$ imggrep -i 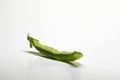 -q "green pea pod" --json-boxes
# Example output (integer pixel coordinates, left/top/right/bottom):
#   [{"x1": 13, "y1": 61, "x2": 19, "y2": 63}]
[{"x1": 27, "y1": 34, "x2": 83, "y2": 62}]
